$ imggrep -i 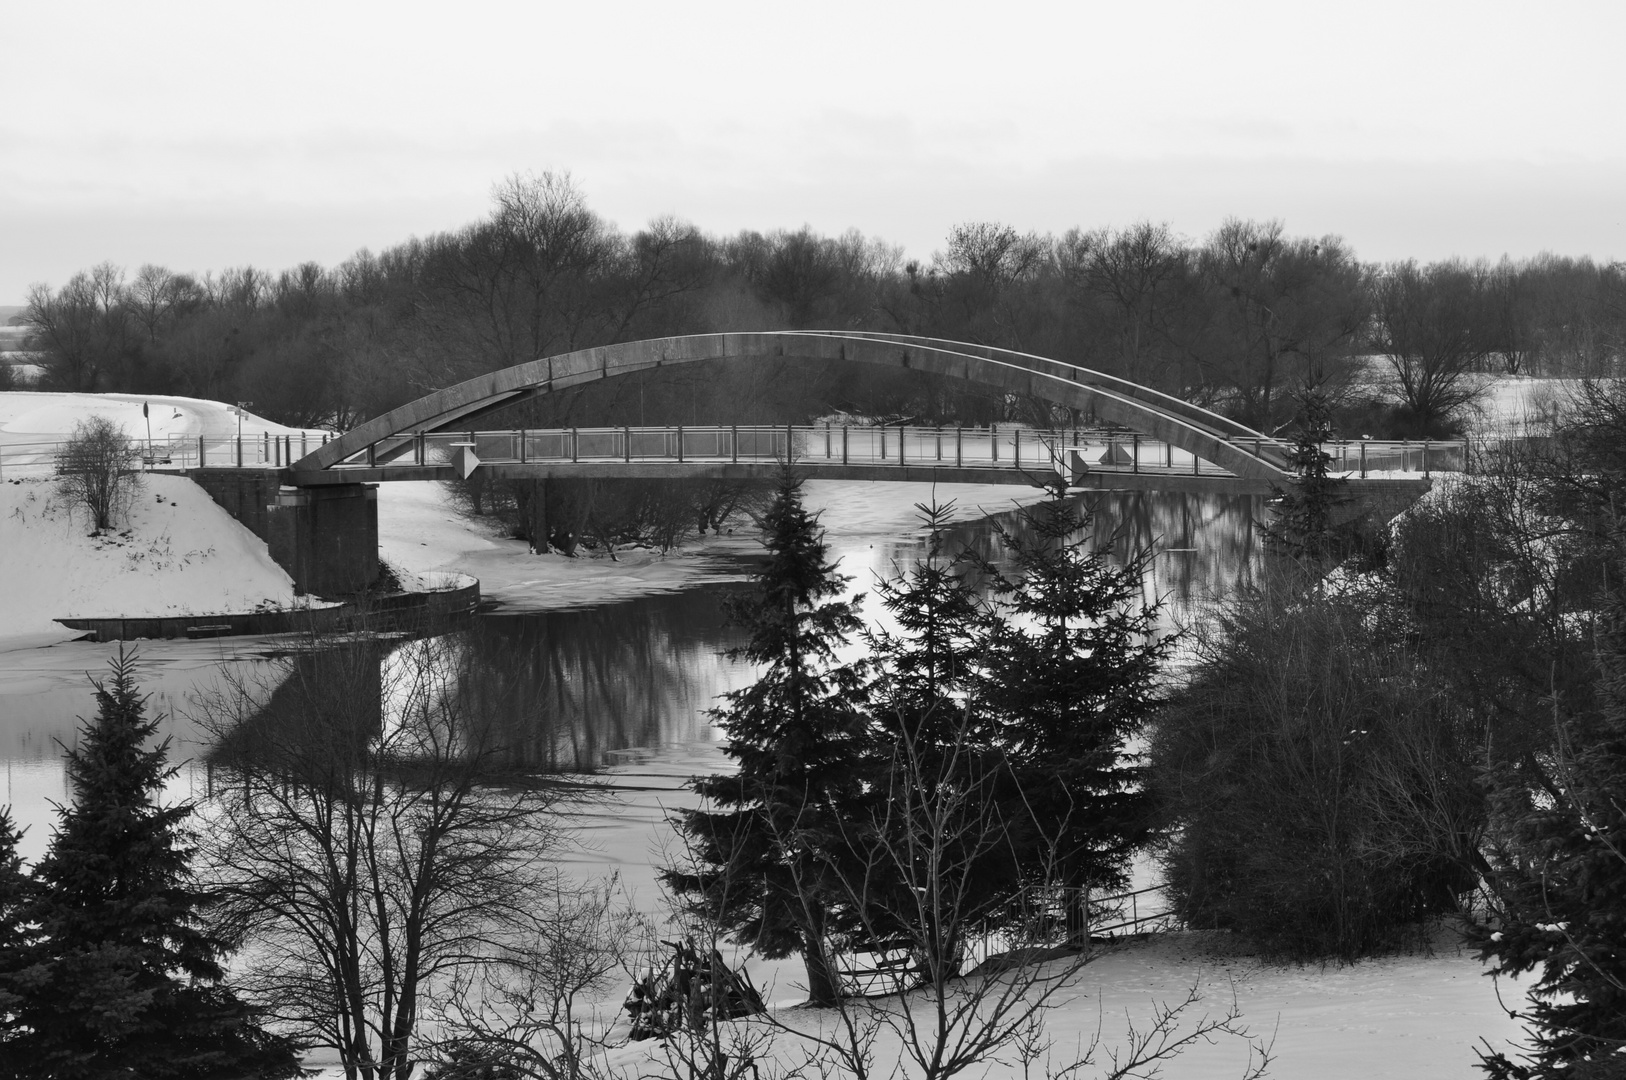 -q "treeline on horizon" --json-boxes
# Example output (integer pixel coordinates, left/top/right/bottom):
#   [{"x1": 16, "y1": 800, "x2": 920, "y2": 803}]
[{"x1": 9, "y1": 172, "x2": 1626, "y2": 438}]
